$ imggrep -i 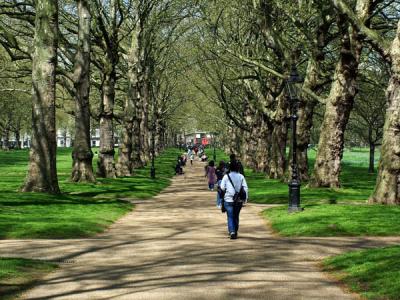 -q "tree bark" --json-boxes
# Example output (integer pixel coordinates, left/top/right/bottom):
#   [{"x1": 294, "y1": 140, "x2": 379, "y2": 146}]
[
  {"x1": 14, "y1": 129, "x2": 21, "y2": 150},
  {"x1": 369, "y1": 21, "x2": 400, "y2": 204},
  {"x1": 71, "y1": 0, "x2": 95, "y2": 182},
  {"x1": 139, "y1": 67, "x2": 150, "y2": 164},
  {"x1": 97, "y1": 72, "x2": 116, "y2": 178},
  {"x1": 116, "y1": 29, "x2": 140, "y2": 176},
  {"x1": 312, "y1": 16, "x2": 362, "y2": 188},
  {"x1": 22, "y1": 0, "x2": 60, "y2": 193},
  {"x1": 255, "y1": 116, "x2": 272, "y2": 173},
  {"x1": 2, "y1": 126, "x2": 10, "y2": 150},
  {"x1": 369, "y1": 141, "x2": 375, "y2": 174},
  {"x1": 269, "y1": 94, "x2": 288, "y2": 179},
  {"x1": 296, "y1": 58, "x2": 321, "y2": 181}
]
